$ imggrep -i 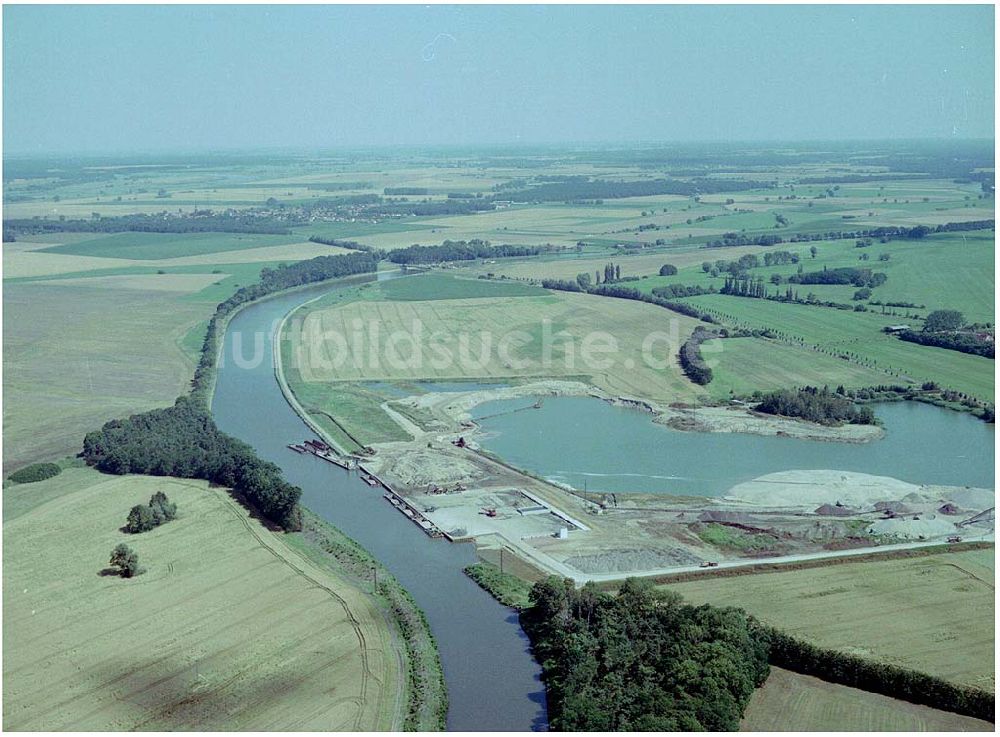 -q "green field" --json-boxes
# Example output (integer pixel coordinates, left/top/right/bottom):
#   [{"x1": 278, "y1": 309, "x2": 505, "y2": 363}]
[
  {"x1": 741, "y1": 667, "x2": 993, "y2": 732},
  {"x1": 665, "y1": 549, "x2": 995, "y2": 691},
  {"x1": 703, "y1": 336, "x2": 897, "y2": 398},
  {"x1": 40, "y1": 231, "x2": 302, "y2": 260}
]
